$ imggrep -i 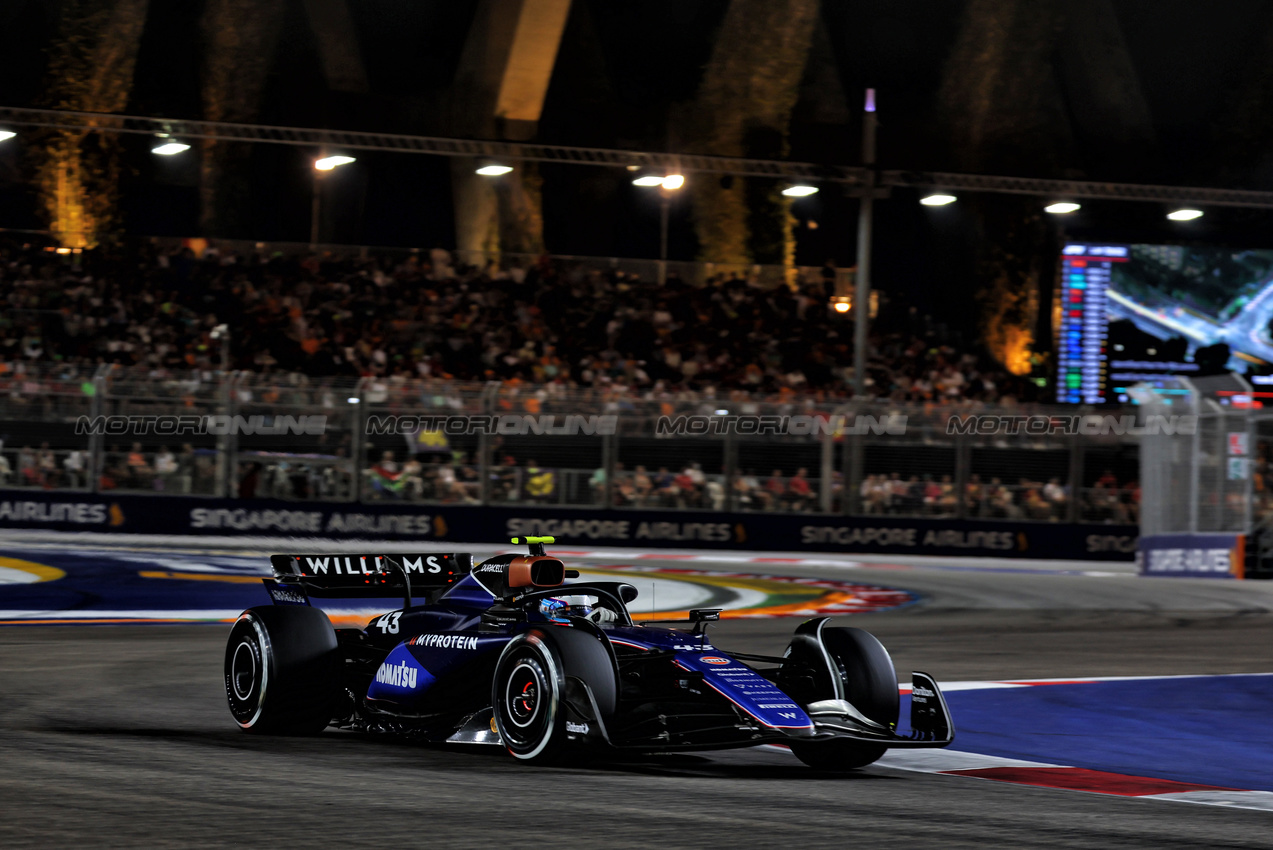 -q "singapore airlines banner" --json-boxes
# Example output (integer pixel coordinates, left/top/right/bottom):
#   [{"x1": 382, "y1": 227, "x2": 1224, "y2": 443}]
[
  {"x1": 0, "y1": 489, "x2": 1136, "y2": 561},
  {"x1": 1137, "y1": 533, "x2": 1245, "y2": 578}
]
